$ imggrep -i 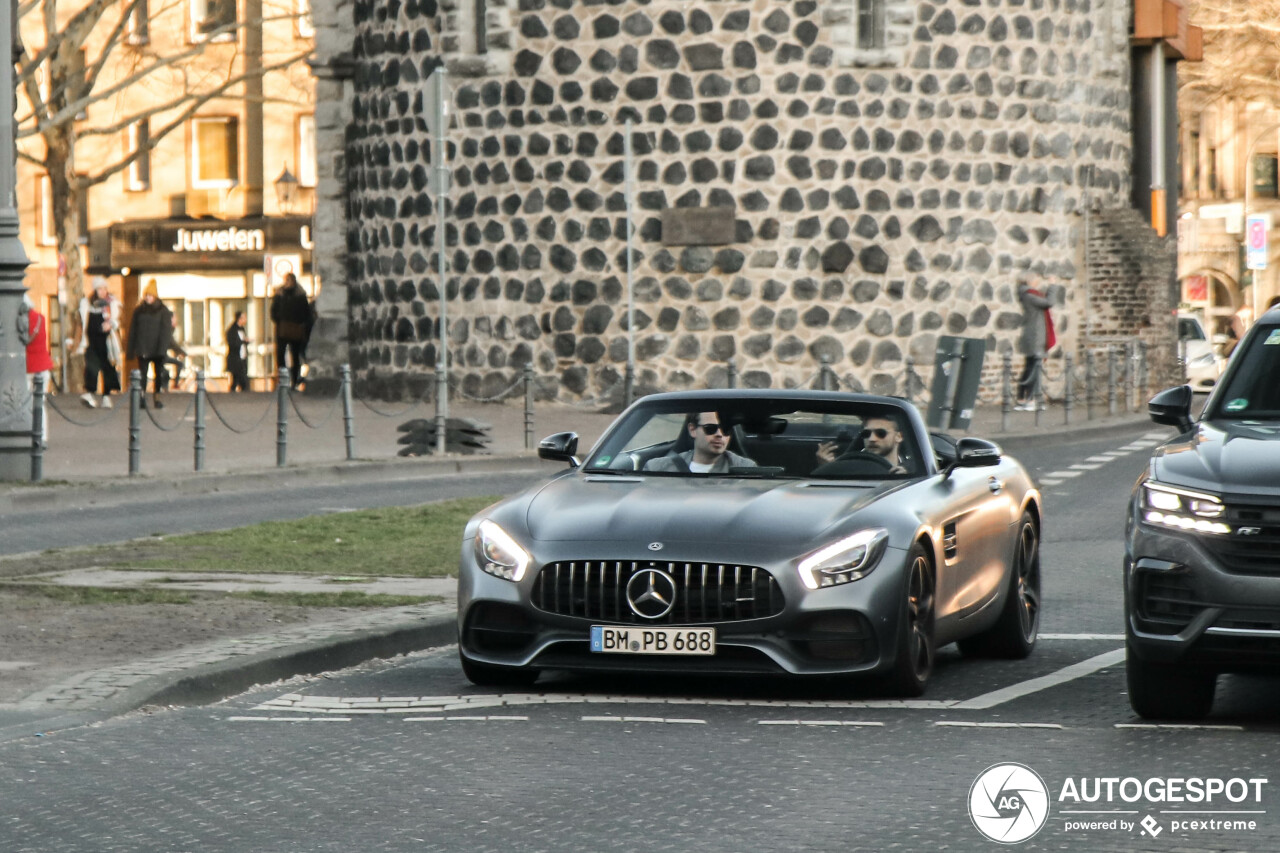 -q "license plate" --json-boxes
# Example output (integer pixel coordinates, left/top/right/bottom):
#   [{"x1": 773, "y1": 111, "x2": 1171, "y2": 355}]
[{"x1": 590, "y1": 625, "x2": 716, "y2": 656}]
